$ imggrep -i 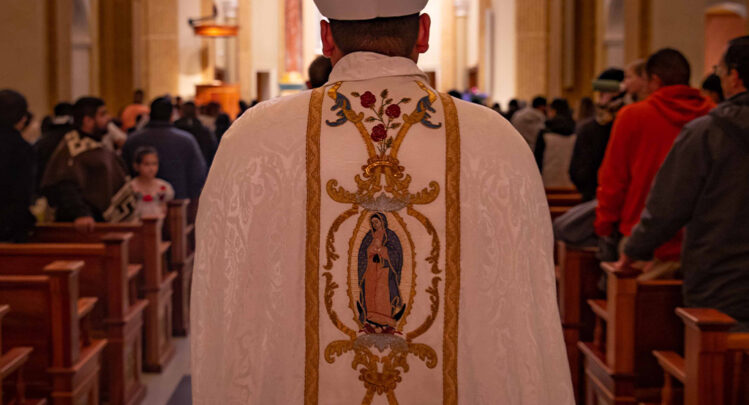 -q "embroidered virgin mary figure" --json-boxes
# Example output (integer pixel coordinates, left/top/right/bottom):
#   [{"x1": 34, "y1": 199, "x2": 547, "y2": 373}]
[{"x1": 357, "y1": 212, "x2": 404, "y2": 333}]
